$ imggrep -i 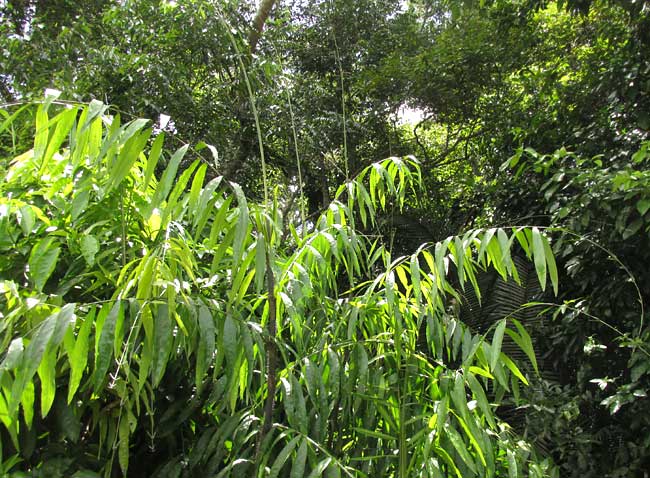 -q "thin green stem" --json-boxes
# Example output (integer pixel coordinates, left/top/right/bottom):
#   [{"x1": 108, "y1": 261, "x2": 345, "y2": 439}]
[
  {"x1": 218, "y1": 12, "x2": 270, "y2": 205},
  {"x1": 120, "y1": 193, "x2": 127, "y2": 268},
  {"x1": 286, "y1": 88, "x2": 307, "y2": 231},
  {"x1": 539, "y1": 226, "x2": 645, "y2": 336},
  {"x1": 517, "y1": 301, "x2": 650, "y2": 358},
  {"x1": 332, "y1": 28, "x2": 349, "y2": 181}
]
